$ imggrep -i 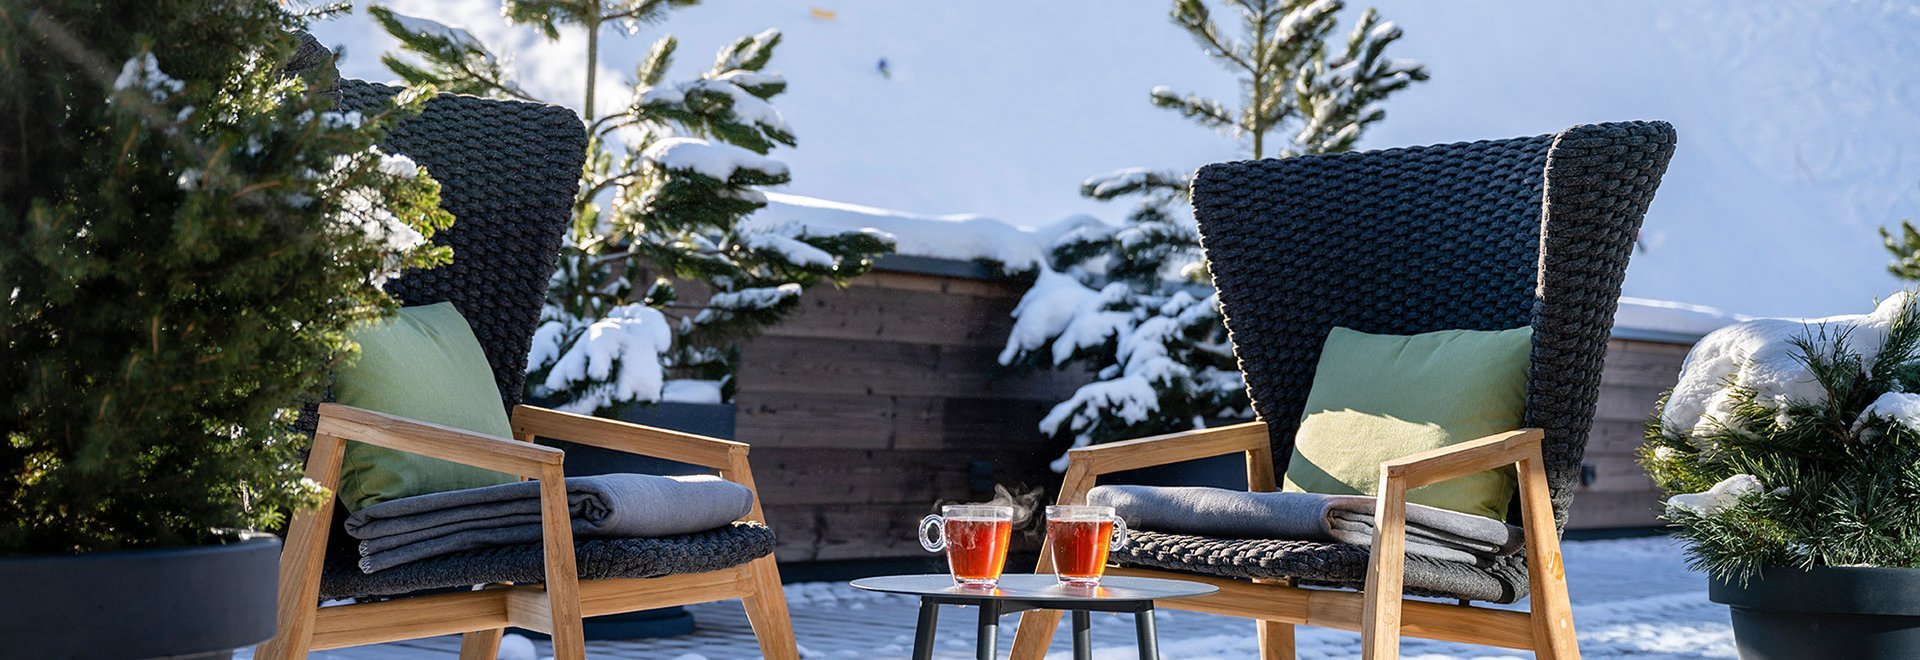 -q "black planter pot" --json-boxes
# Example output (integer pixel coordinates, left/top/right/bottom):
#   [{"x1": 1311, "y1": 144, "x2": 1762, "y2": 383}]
[
  {"x1": 524, "y1": 399, "x2": 736, "y2": 641},
  {"x1": 1103, "y1": 452, "x2": 1248, "y2": 490},
  {"x1": 1709, "y1": 565, "x2": 1920, "y2": 659},
  {"x1": 0, "y1": 535, "x2": 280, "y2": 660}
]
